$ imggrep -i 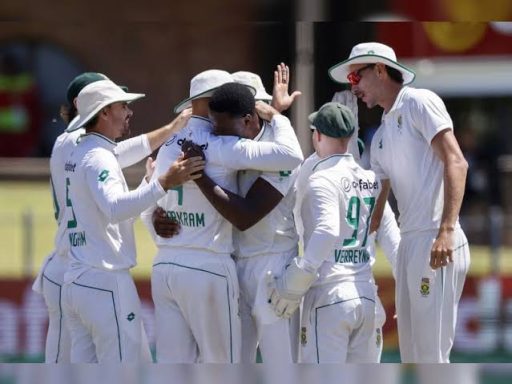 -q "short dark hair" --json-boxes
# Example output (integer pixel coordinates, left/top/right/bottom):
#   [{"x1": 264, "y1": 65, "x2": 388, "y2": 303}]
[
  {"x1": 385, "y1": 66, "x2": 404, "y2": 84},
  {"x1": 209, "y1": 82, "x2": 255, "y2": 117},
  {"x1": 84, "y1": 114, "x2": 100, "y2": 129},
  {"x1": 60, "y1": 104, "x2": 77, "y2": 125}
]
